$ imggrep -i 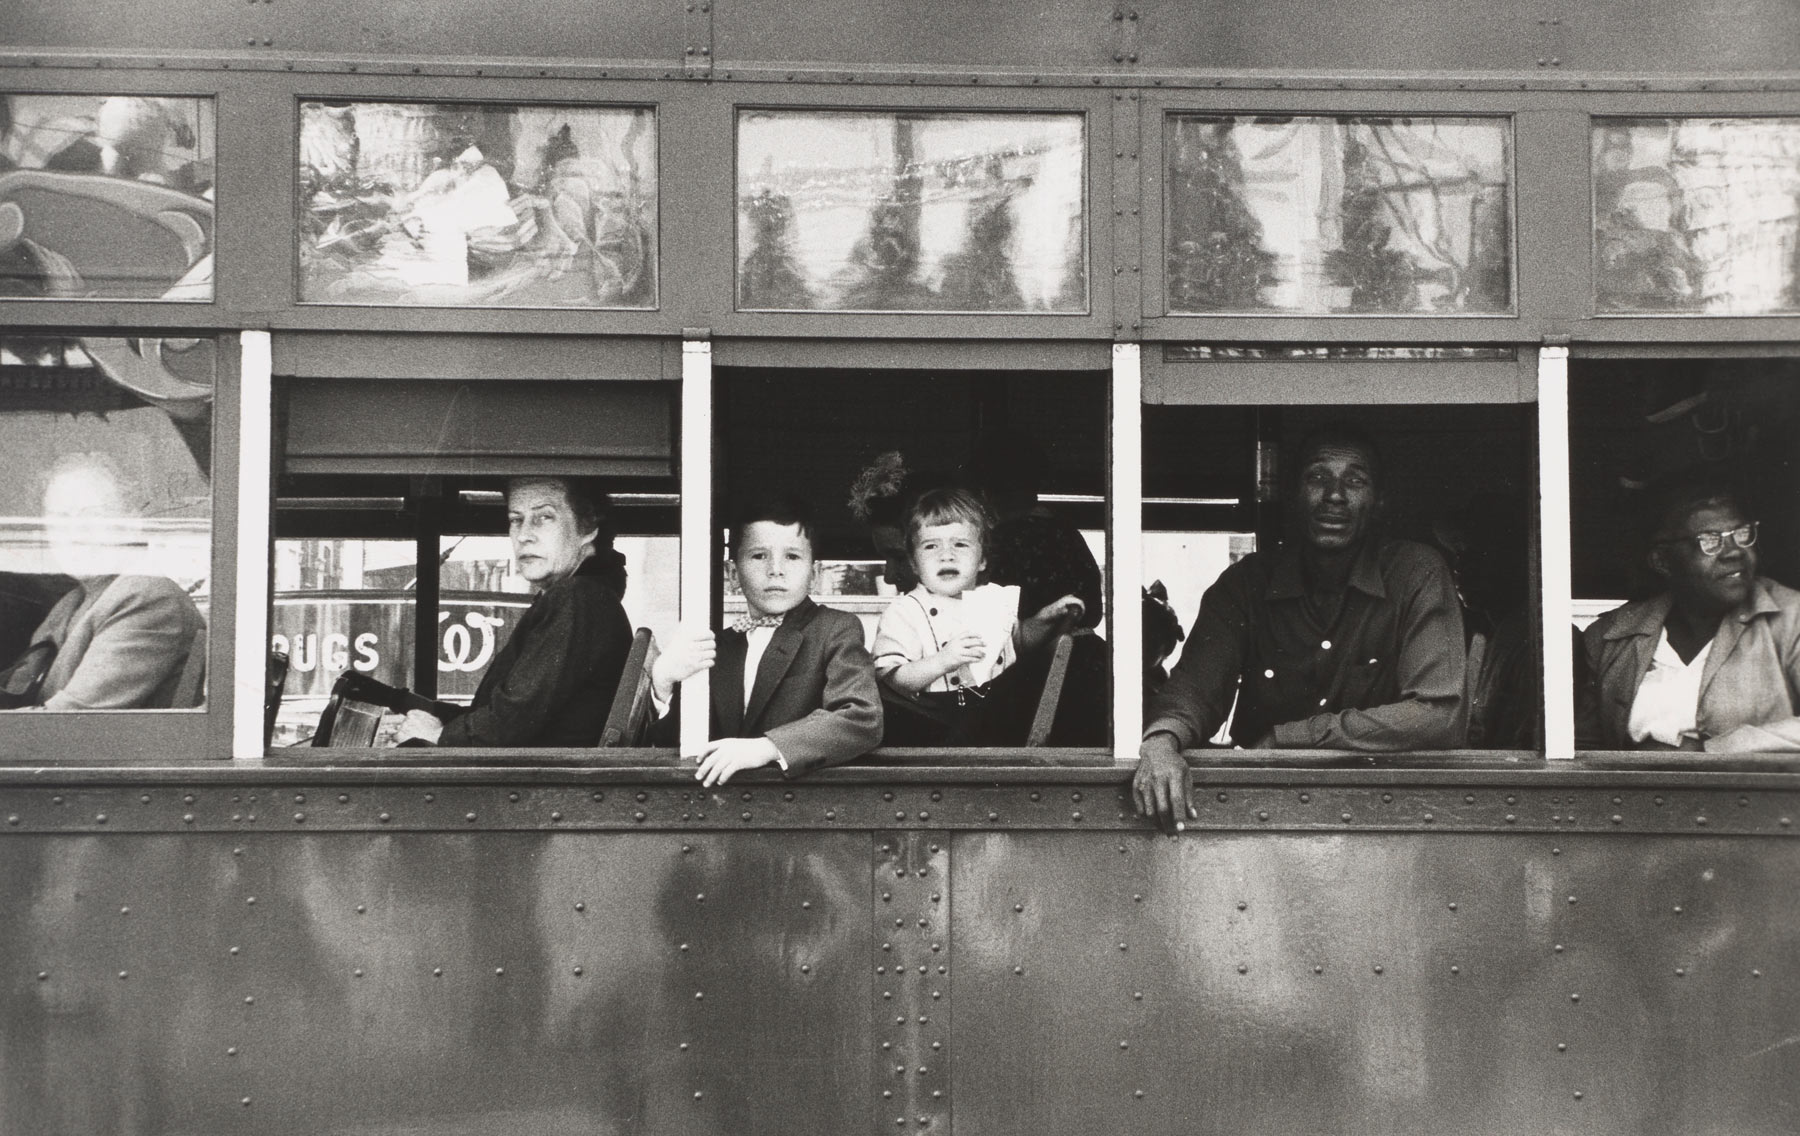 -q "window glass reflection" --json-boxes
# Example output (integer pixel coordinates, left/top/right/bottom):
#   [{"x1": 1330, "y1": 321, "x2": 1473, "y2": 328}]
[
  {"x1": 736, "y1": 110, "x2": 1086, "y2": 313},
  {"x1": 0, "y1": 336, "x2": 213, "y2": 711},
  {"x1": 0, "y1": 94, "x2": 214, "y2": 300},
  {"x1": 299, "y1": 101, "x2": 657, "y2": 308},
  {"x1": 1594, "y1": 118, "x2": 1800, "y2": 315},
  {"x1": 1165, "y1": 115, "x2": 1512, "y2": 315}
]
